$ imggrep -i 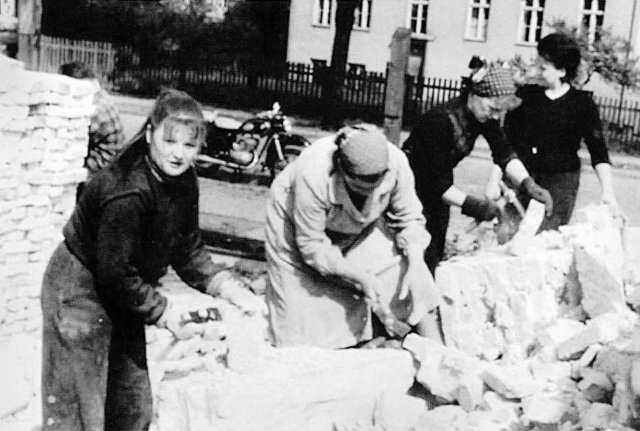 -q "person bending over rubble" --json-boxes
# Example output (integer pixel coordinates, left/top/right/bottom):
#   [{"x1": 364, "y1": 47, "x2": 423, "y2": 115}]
[
  {"x1": 59, "y1": 61, "x2": 126, "y2": 201},
  {"x1": 484, "y1": 33, "x2": 622, "y2": 230},
  {"x1": 40, "y1": 89, "x2": 264, "y2": 431},
  {"x1": 403, "y1": 62, "x2": 553, "y2": 274},
  {"x1": 265, "y1": 124, "x2": 441, "y2": 349}
]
